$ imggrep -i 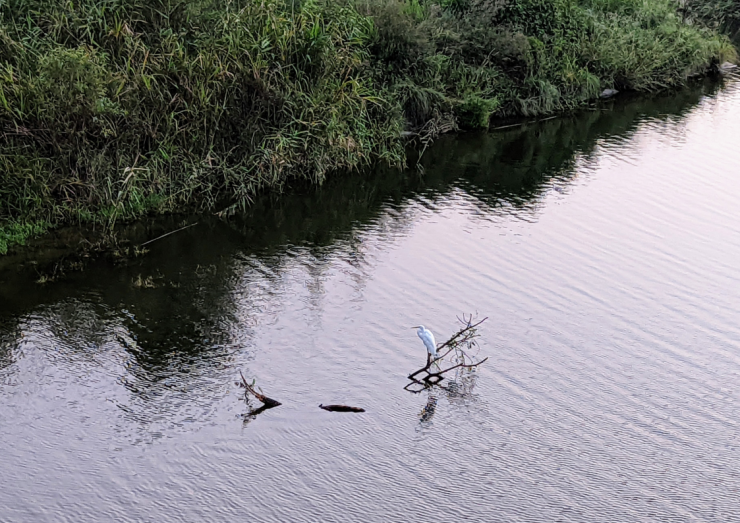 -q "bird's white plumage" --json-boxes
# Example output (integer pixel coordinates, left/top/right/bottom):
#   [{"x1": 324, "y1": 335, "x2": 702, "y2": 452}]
[{"x1": 416, "y1": 325, "x2": 437, "y2": 358}]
